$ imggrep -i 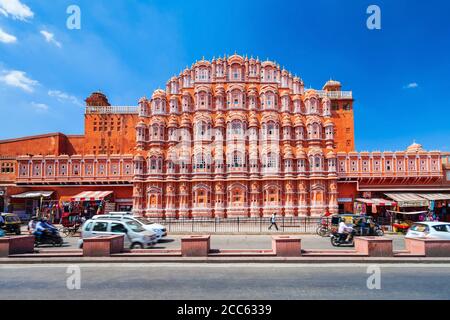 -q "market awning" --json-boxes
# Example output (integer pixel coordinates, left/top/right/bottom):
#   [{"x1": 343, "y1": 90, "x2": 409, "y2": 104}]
[
  {"x1": 384, "y1": 193, "x2": 429, "y2": 207},
  {"x1": 70, "y1": 191, "x2": 113, "y2": 202},
  {"x1": 11, "y1": 191, "x2": 54, "y2": 199},
  {"x1": 417, "y1": 193, "x2": 450, "y2": 201},
  {"x1": 386, "y1": 210, "x2": 428, "y2": 215},
  {"x1": 355, "y1": 198, "x2": 397, "y2": 206}
]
